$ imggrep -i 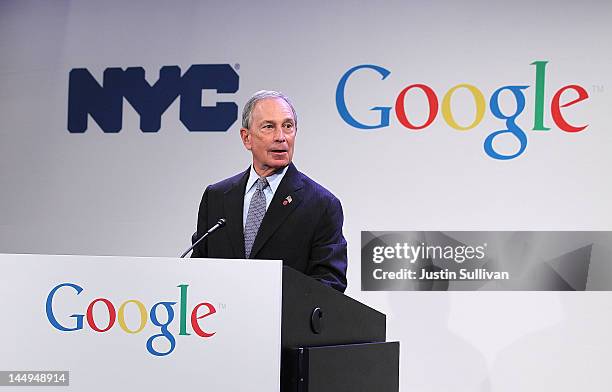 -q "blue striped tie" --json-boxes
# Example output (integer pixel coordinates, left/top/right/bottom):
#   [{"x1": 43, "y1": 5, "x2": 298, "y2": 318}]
[{"x1": 244, "y1": 177, "x2": 269, "y2": 258}]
